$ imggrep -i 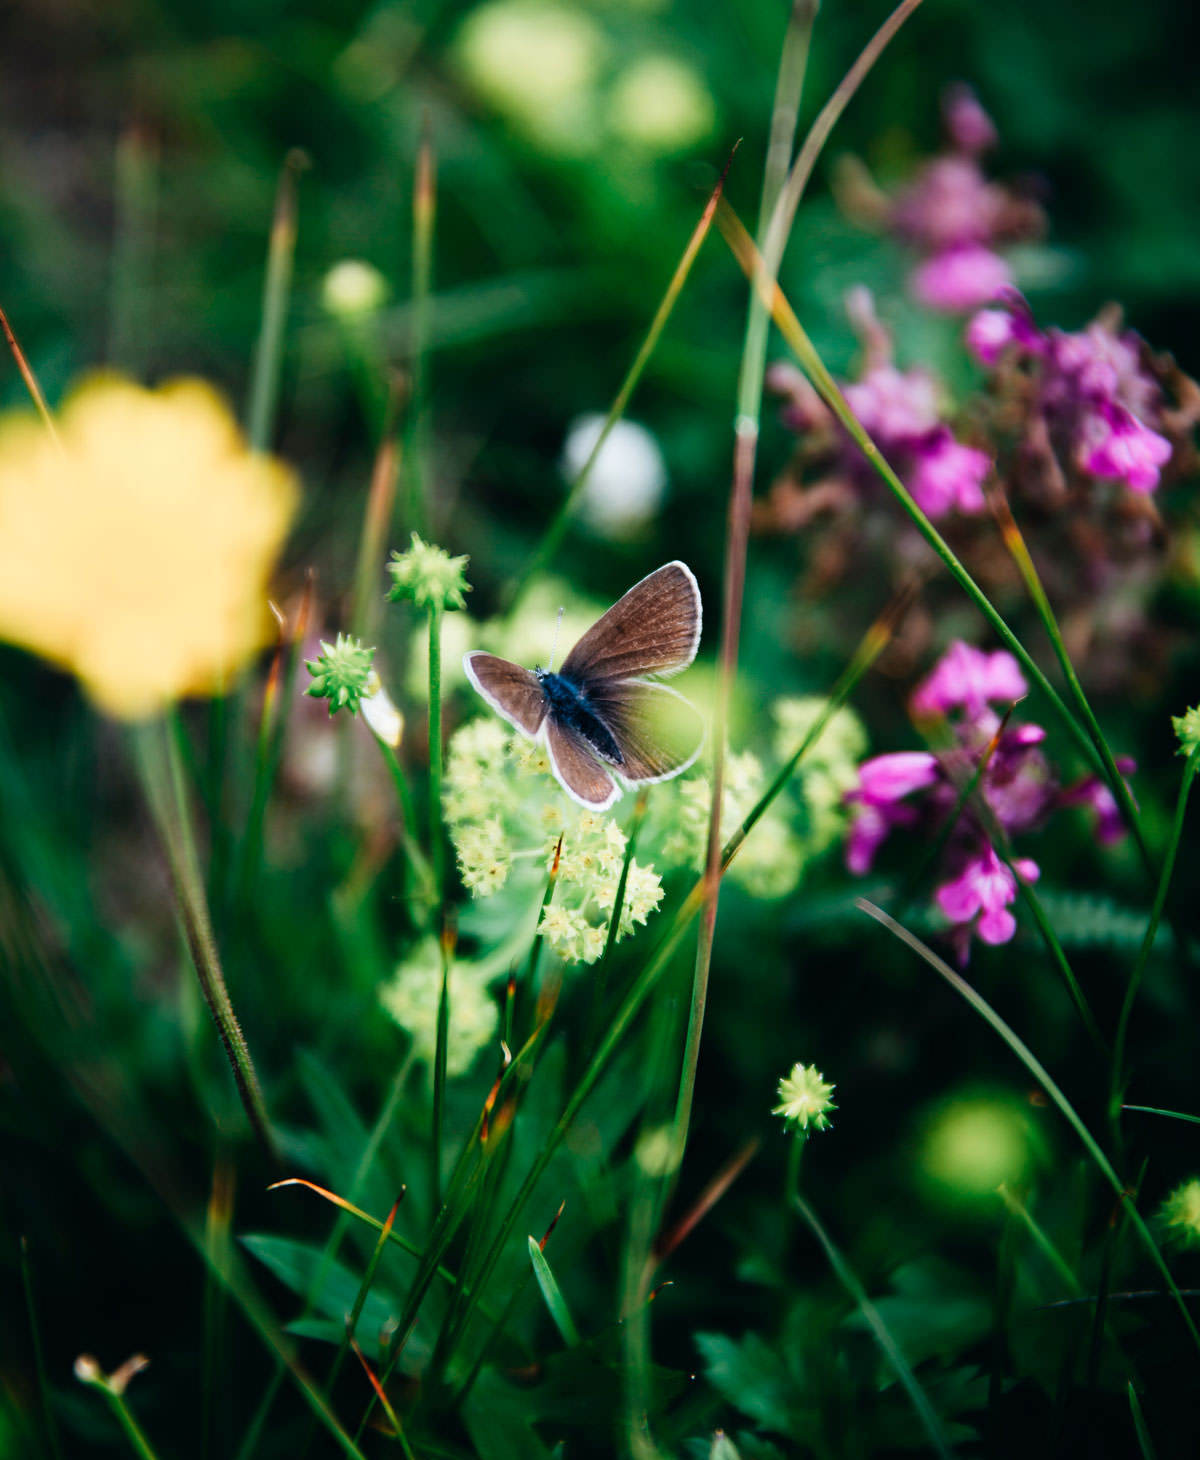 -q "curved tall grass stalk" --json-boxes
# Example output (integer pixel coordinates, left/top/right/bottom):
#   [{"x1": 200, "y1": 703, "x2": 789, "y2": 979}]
[
  {"x1": 793, "y1": 1193, "x2": 955, "y2": 1460},
  {"x1": 1123, "y1": 1104, "x2": 1200, "y2": 1126},
  {"x1": 677, "y1": 0, "x2": 921, "y2": 1203},
  {"x1": 133, "y1": 718, "x2": 276, "y2": 1164},
  {"x1": 857, "y1": 898, "x2": 1200, "y2": 1357},
  {"x1": 715, "y1": 205, "x2": 1127, "y2": 813},
  {"x1": 1110, "y1": 741, "x2": 1200, "y2": 1123},
  {"x1": 247, "y1": 148, "x2": 306, "y2": 454},
  {"x1": 996, "y1": 1184, "x2": 1083, "y2": 1297},
  {"x1": 765, "y1": 0, "x2": 924, "y2": 263},
  {"x1": 507, "y1": 154, "x2": 737, "y2": 613}
]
